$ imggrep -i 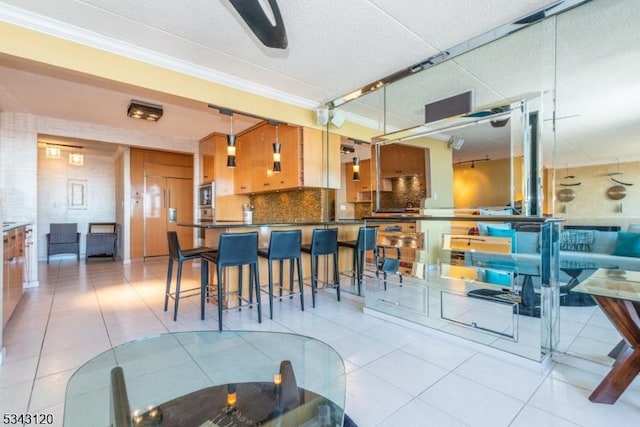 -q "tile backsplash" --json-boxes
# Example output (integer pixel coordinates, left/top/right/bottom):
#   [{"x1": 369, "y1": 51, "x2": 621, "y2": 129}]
[{"x1": 250, "y1": 189, "x2": 333, "y2": 223}]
